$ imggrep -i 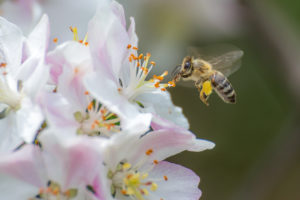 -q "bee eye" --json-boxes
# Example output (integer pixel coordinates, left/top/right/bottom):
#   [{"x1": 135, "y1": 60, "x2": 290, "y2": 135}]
[{"x1": 184, "y1": 61, "x2": 191, "y2": 70}]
